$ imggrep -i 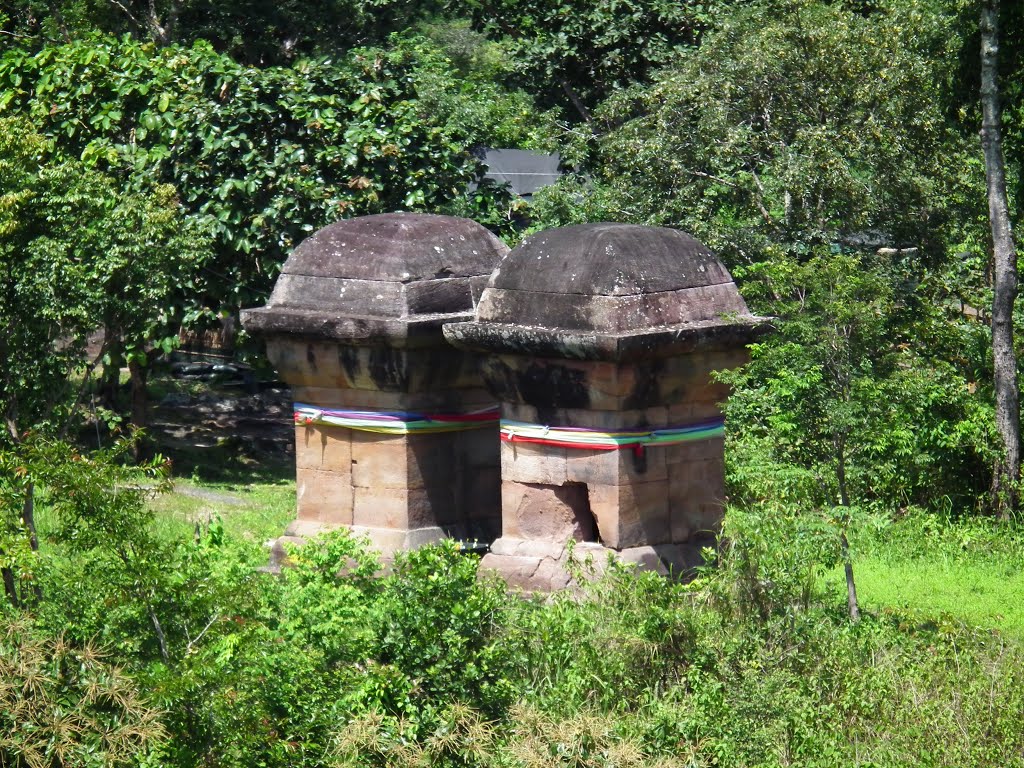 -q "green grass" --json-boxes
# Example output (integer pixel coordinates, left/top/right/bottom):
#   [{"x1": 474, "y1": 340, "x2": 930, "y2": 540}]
[
  {"x1": 850, "y1": 555, "x2": 1024, "y2": 637},
  {"x1": 148, "y1": 474, "x2": 296, "y2": 545},
  {"x1": 836, "y1": 513, "x2": 1024, "y2": 638},
  {"x1": 147, "y1": 461, "x2": 1024, "y2": 642}
]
